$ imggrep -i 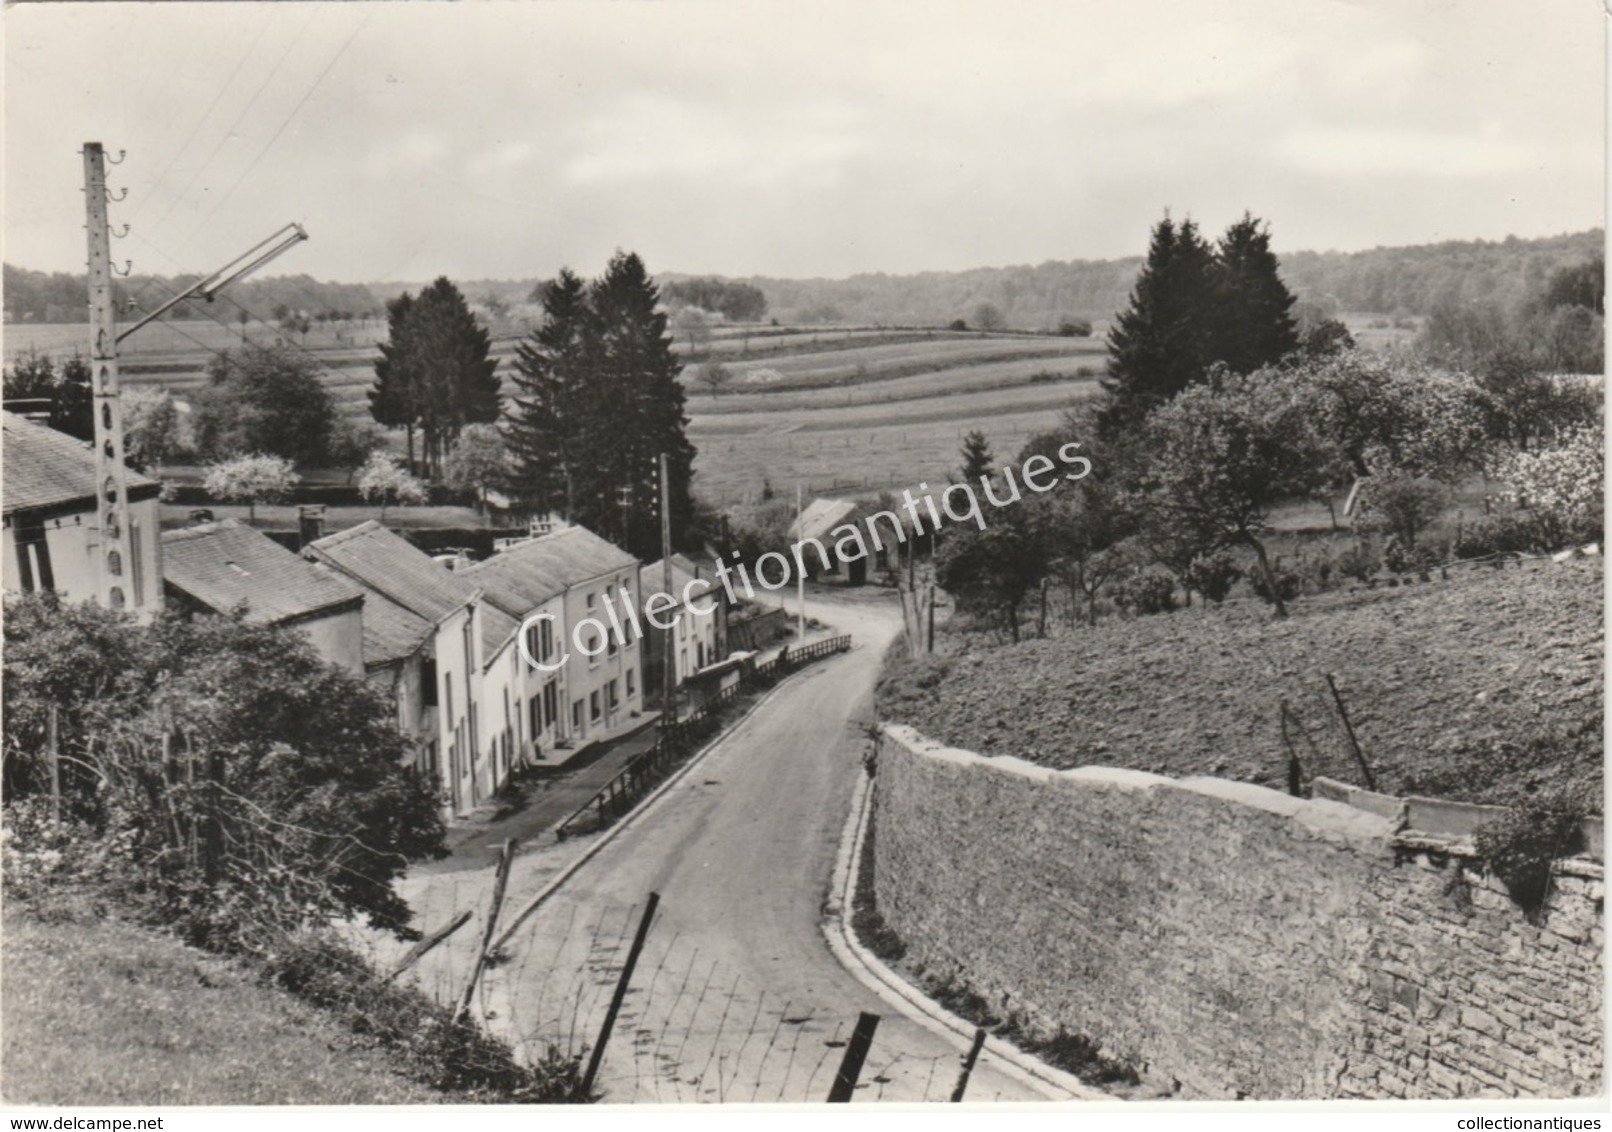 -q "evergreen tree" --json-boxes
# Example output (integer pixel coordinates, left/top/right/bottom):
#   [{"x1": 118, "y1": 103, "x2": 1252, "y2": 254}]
[
  {"x1": 368, "y1": 278, "x2": 500, "y2": 478},
  {"x1": 506, "y1": 269, "x2": 597, "y2": 521},
  {"x1": 1099, "y1": 216, "x2": 1217, "y2": 436},
  {"x1": 1212, "y1": 213, "x2": 1299, "y2": 375},
  {"x1": 958, "y1": 429, "x2": 994, "y2": 481},
  {"x1": 504, "y1": 254, "x2": 699, "y2": 559},
  {"x1": 369, "y1": 293, "x2": 421, "y2": 470},
  {"x1": 588, "y1": 251, "x2": 698, "y2": 559}
]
